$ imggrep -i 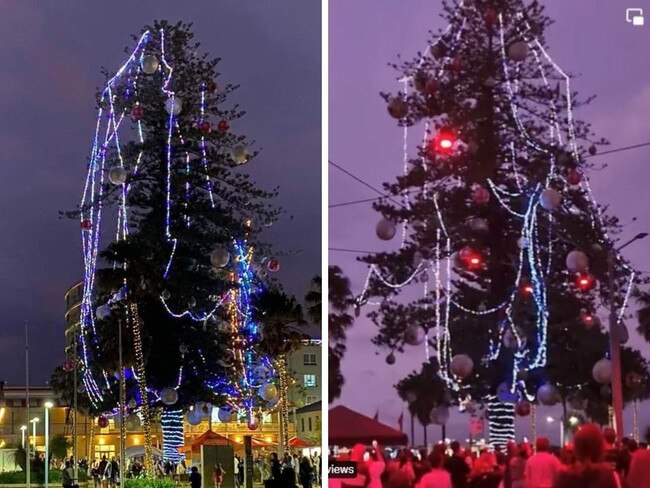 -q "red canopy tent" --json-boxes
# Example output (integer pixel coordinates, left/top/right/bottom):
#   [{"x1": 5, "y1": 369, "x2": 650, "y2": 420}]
[
  {"x1": 329, "y1": 406, "x2": 408, "y2": 446},
  {"x1": 178, "y1": 429, "x2": 232, "y2": 454},
  {"x1": 289, "y1": 437, "x2": 312, "y2": 447}
]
